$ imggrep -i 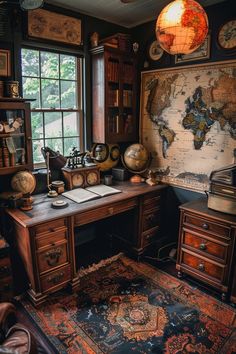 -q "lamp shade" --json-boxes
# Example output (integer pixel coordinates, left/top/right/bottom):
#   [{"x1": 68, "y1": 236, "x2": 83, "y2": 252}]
[{"x1": 156, "y1": 0, "x2": 208, "y2": 55}]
